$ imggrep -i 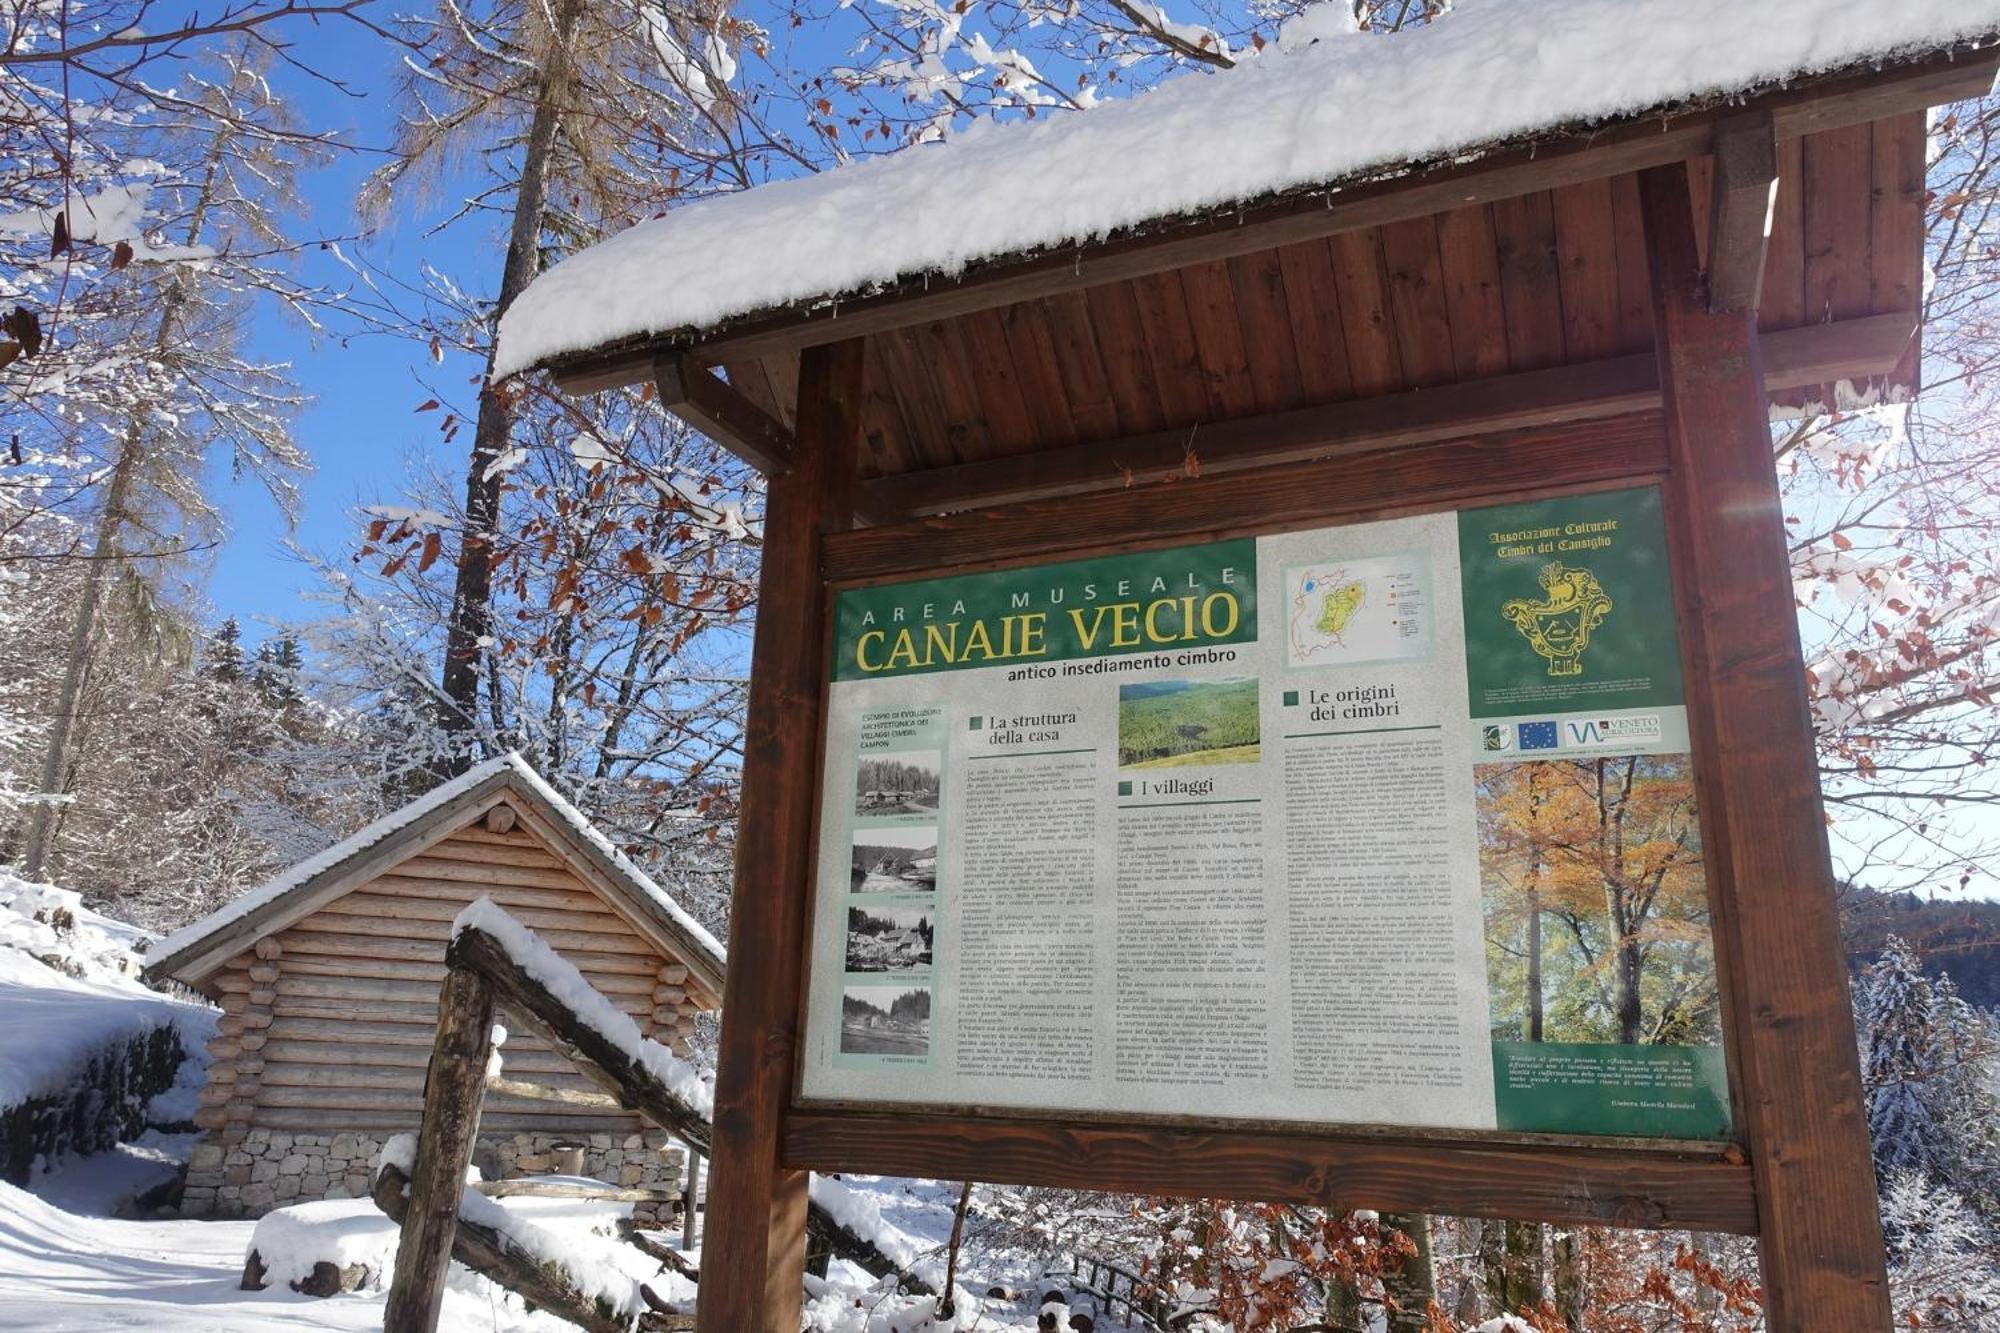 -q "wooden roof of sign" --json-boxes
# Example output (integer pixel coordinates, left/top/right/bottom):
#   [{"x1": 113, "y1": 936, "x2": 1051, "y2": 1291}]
[
  {"x1": 493, "y1": 1, "x2": 2000, "y2": 521},
  {"x1": 143, "y1": 753, "x2": 726, "y2": 996}
]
